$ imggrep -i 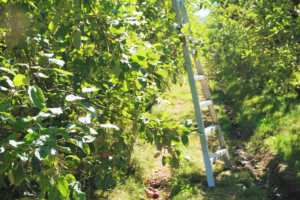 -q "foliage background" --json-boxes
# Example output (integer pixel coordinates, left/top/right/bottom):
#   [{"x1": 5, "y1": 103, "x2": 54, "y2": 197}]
[{"x1": 0, "y1": 0, "x2": 194, "y2": 198}]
